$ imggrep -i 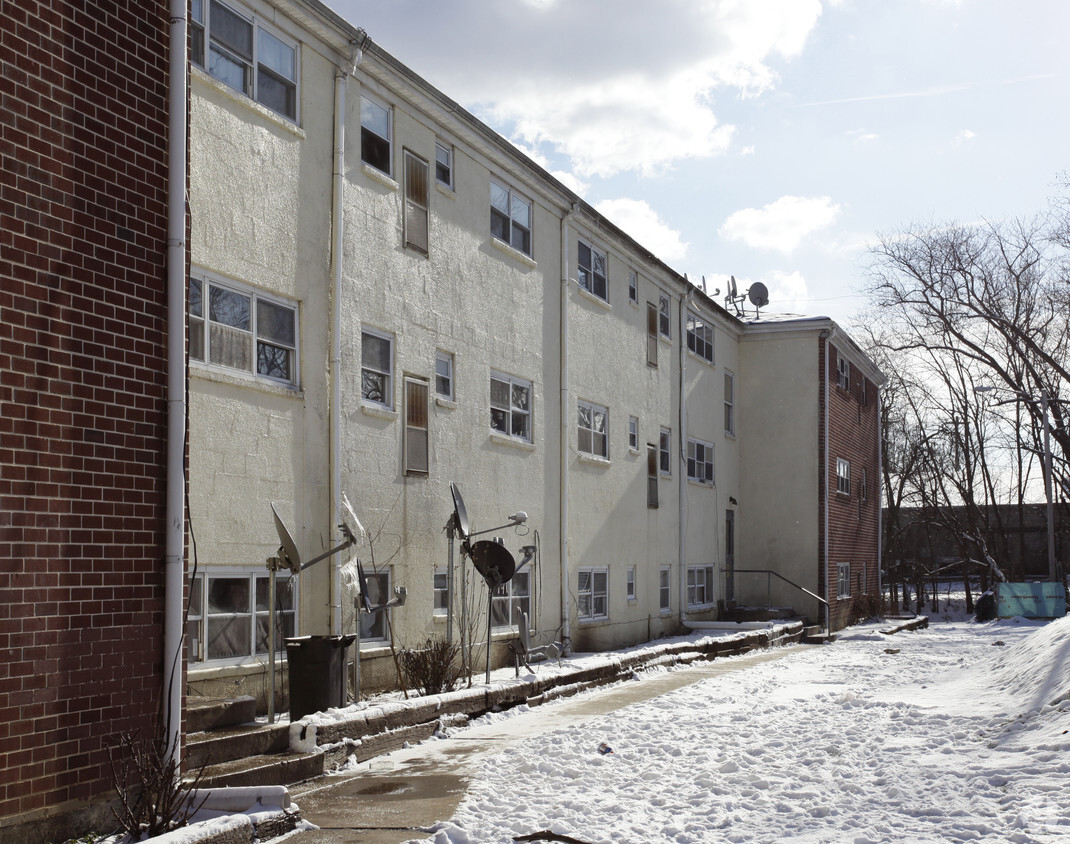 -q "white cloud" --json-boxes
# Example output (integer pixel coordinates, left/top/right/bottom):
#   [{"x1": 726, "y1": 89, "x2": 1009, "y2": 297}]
[
  {"x1": 954, "y1": 129, "x2": 976, "y2": 144},
  {"x1": 740, "y1": 145, "x2": 756, "y2": 156},
  {"x1": 763, "y1": 269, "x2": 812, "y2": 311},
  {"x1": 718, "y1": 195, "x2": 842, "y2": 254},
  {"x1": 594, "y1": 198, "x2": 689, "y2": 262},
  {"x1": 847, "y1": 128, "x2": 877, "y2": 143}
]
